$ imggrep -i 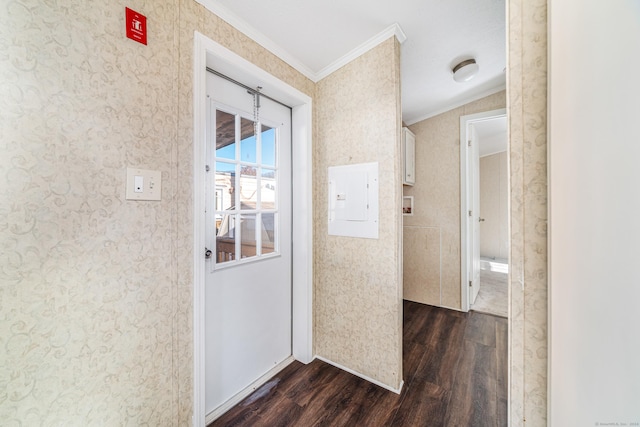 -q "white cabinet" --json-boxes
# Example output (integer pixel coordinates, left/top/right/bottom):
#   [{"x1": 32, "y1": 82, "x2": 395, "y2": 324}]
[{"x1": 402, "y1": 127, "x2": 416, "y2": 186}]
